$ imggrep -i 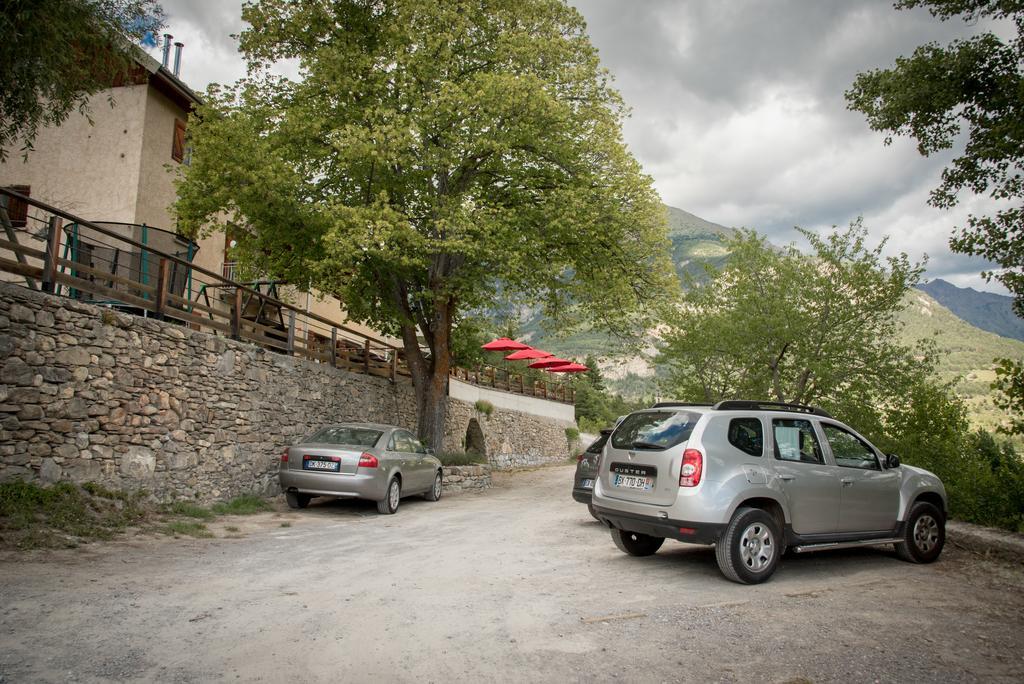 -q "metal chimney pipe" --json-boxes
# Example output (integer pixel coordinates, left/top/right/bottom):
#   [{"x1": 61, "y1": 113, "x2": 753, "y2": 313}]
[
  {"x1": 173, "y1": 42, "x2": 183, "y2": 77},
  {"x1": 161, "y1": 34, "x2": 173, "y2": 68}
]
